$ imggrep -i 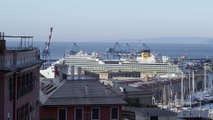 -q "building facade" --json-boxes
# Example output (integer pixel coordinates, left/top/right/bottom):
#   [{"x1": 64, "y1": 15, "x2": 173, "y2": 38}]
[
  {"x1": 0, "y1": 33, "x2": 42, "y2": 120},
  {"x1": 40, "y1": 106, "x2": 122, "y2": 120},
  {"x1": 40, "y1": 77, "x2": 126, "y2": 120}
]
